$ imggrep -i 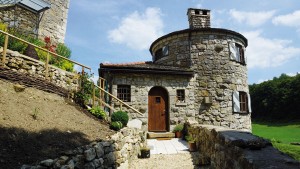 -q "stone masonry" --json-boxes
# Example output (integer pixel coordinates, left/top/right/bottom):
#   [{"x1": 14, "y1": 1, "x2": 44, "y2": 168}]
[
  {"x1": 21, "y1": 127, "x2": 147, "y2": 169},
  {"x1": 0, "y1": 0, "x2": 69, "y2": 43},
  {"x1": 1, "y1": 48, "x2": 79, "y2": 92},
  {"x1": 188, "y1": 124, "x2": 300, "y2": 169}
]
